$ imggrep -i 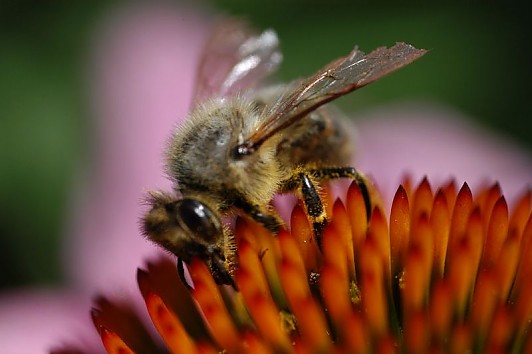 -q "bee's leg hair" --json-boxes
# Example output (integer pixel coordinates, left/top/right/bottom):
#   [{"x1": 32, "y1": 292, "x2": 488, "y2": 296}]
[
  {"x1": 209, "y1": 252, "x2": 238, "y2": 290},
  {"x1": 309, "y1": 166, "x2": 372, "y2": 220},
  {"x1": 233, "y1": 196, "x2": 283, "y2": 233}
]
